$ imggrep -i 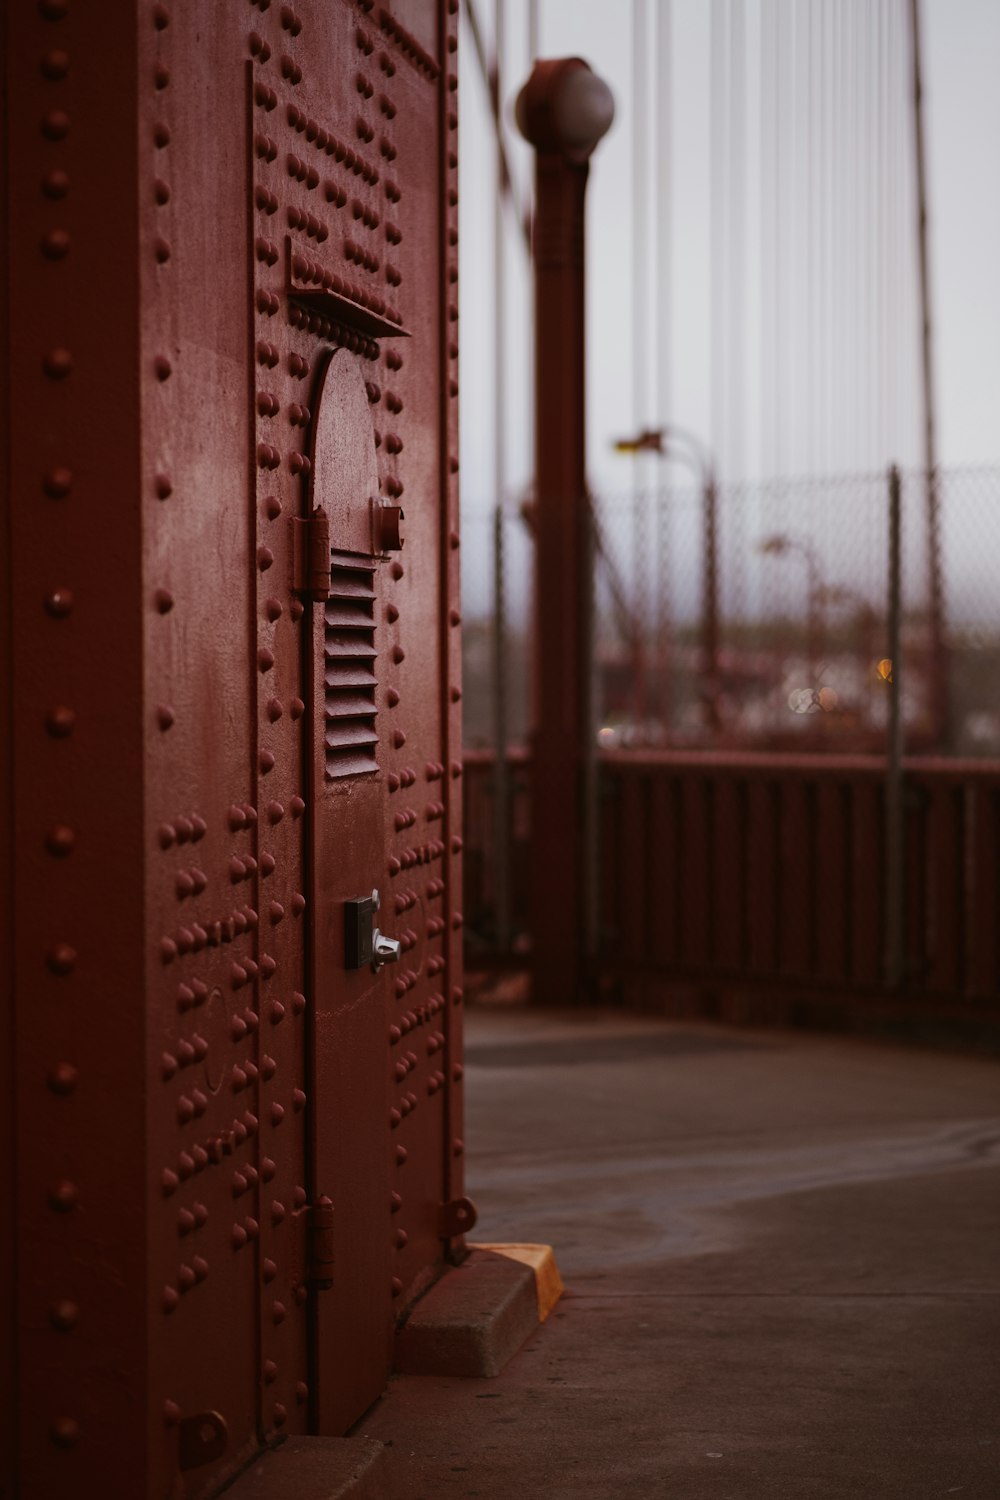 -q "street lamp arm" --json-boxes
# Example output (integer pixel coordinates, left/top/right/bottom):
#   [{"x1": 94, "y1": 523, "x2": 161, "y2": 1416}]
[{"x1": 612, "y1": 423, "x2": 714, "y2": 485}]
